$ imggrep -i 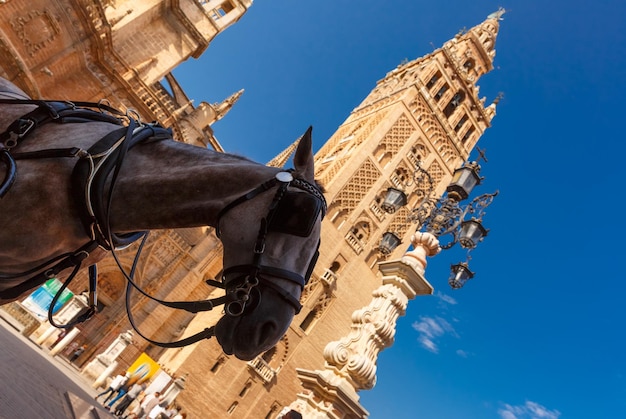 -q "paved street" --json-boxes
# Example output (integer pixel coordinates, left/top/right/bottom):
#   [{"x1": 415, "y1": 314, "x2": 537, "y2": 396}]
[{"x1": 0, "y1": 320, "x2": 111, "y2": 419}]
